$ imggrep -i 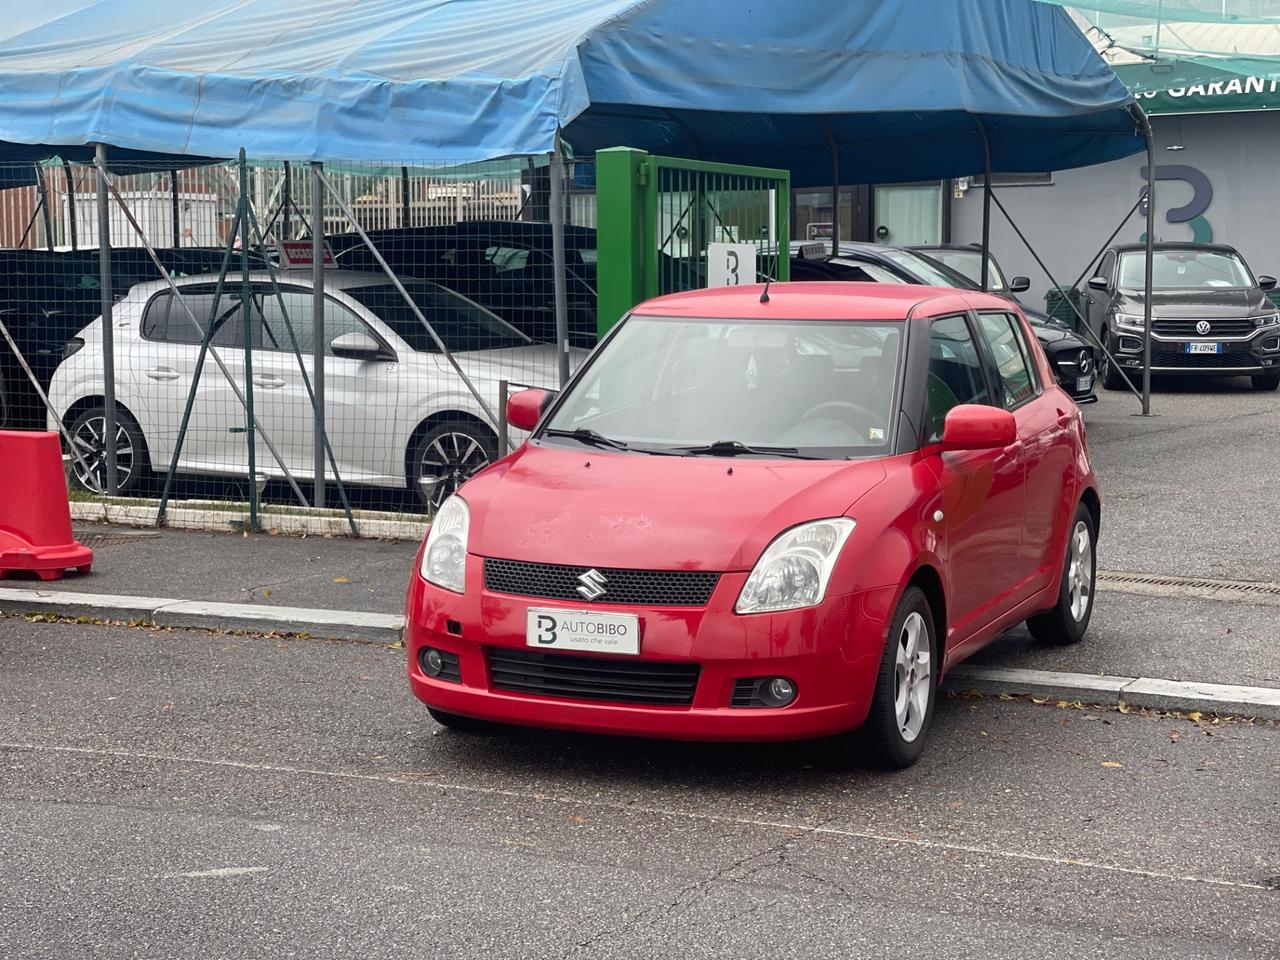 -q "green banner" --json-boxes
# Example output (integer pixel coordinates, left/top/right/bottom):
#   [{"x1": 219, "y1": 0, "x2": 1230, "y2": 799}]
[{"x1": 1116, "y1": 63, "x2": 1280, "y2": 114}]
